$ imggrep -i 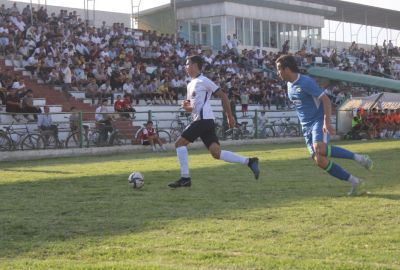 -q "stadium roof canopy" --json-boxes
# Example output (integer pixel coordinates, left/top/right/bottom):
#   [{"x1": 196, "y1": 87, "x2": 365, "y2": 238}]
[
  {"x1": 175, "y1": 0, "x2": 336, "y2": 17},
  {"x1": 301, "y1": 0, "x2": 400, "y2": 31},
  {"x1": 308, "y1": 67, "x2": 400, "y2": 92},
  {"x1": 174, "y1": 0, "x2": 400, "y2": 31}
]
